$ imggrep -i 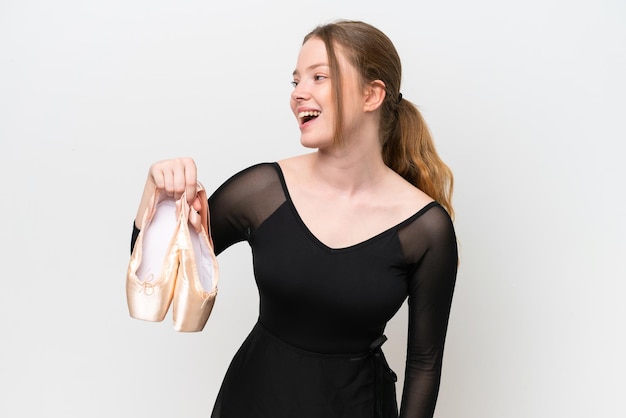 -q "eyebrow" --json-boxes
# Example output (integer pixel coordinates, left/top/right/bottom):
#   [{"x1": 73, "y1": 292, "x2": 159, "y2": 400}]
[{"x1": 292, "y1": 63, "x2": 329, "y2": 77}]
